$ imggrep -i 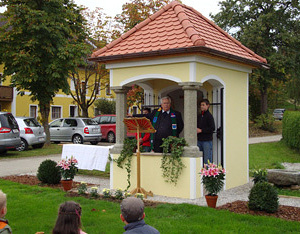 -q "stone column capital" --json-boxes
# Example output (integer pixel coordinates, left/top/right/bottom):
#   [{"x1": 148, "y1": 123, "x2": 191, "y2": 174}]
[
  {"x1": 111, "y1": 86, "x2": 131, "y2": 93},
  {"x1": 179, "y1": 82, "x2": 202, "y2": 90}
]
